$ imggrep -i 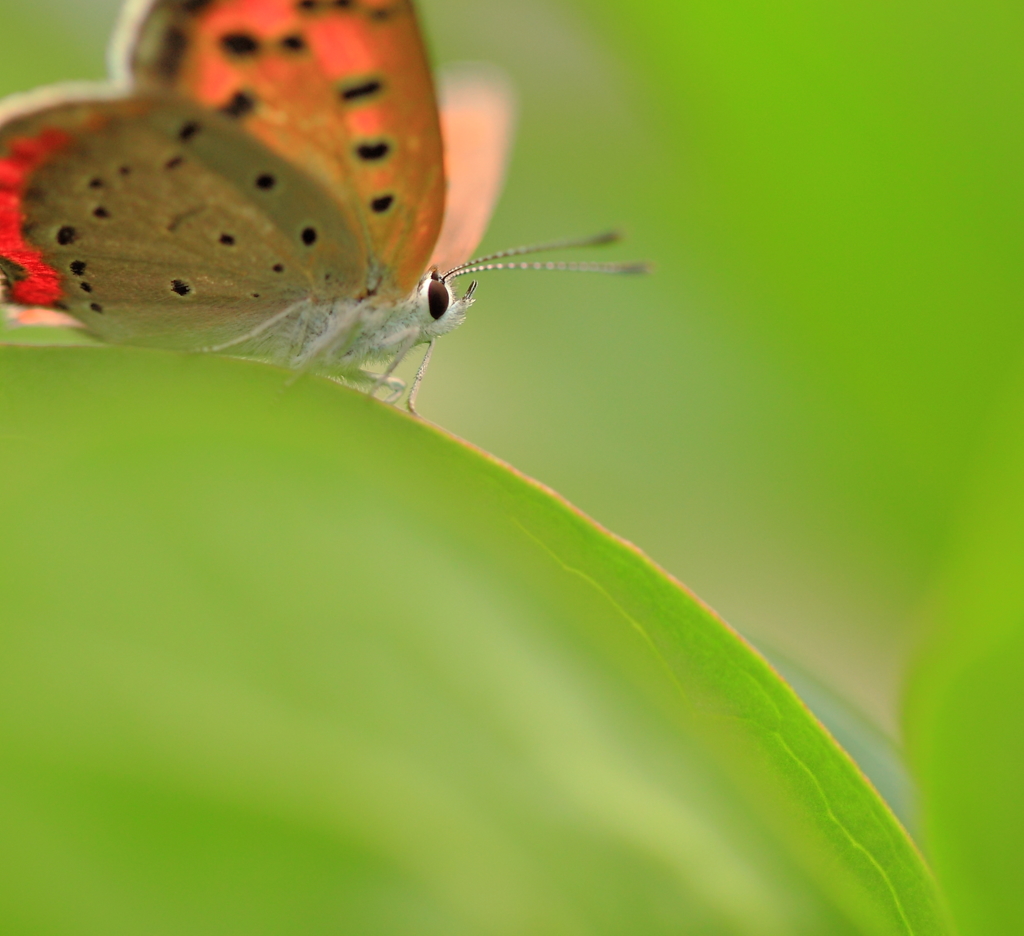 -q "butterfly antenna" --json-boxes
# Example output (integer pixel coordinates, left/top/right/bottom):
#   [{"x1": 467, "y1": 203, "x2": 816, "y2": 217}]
[
  {"x1": 446, "y1": 260, "x2": 651, "y2": 281},
  {"x1": 442, "y1": 230, "x2": 635, "y2": 282}
]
